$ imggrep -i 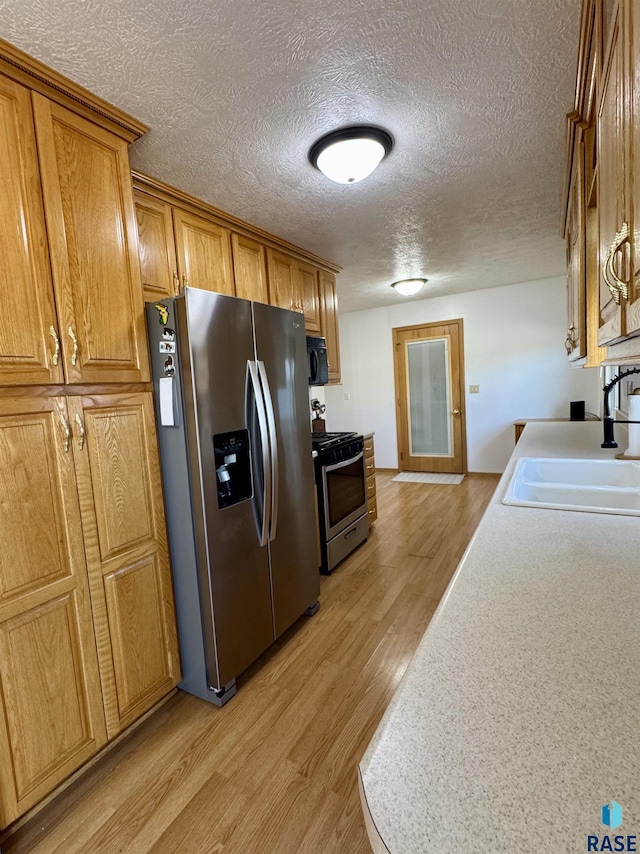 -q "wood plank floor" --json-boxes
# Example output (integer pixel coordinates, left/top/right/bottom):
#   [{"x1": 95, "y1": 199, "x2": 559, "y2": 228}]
[{"x1": 3, "y1": 472, "x2": 498, "y2": 854}]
